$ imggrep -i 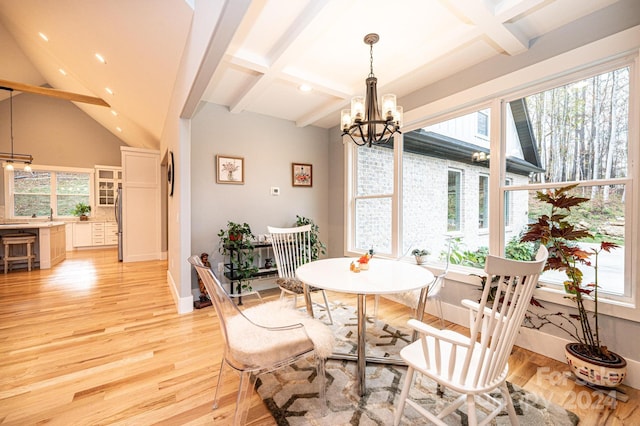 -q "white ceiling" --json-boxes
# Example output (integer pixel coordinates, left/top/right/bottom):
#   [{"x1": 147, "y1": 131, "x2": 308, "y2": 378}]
[{"x1": 0, "y1": 0, "x2": 625, "y2": 150}]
